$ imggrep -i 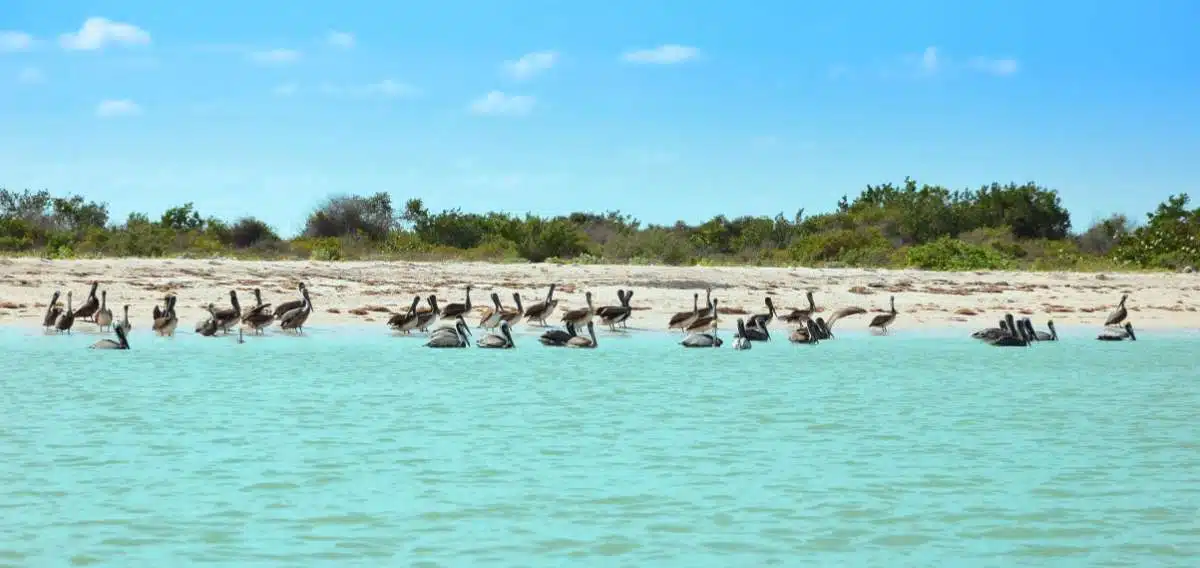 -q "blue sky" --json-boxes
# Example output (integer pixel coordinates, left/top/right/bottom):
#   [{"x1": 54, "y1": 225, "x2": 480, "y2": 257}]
[{"x1": 2, "y1": 0, "x2": 1197, "y2": 236}]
